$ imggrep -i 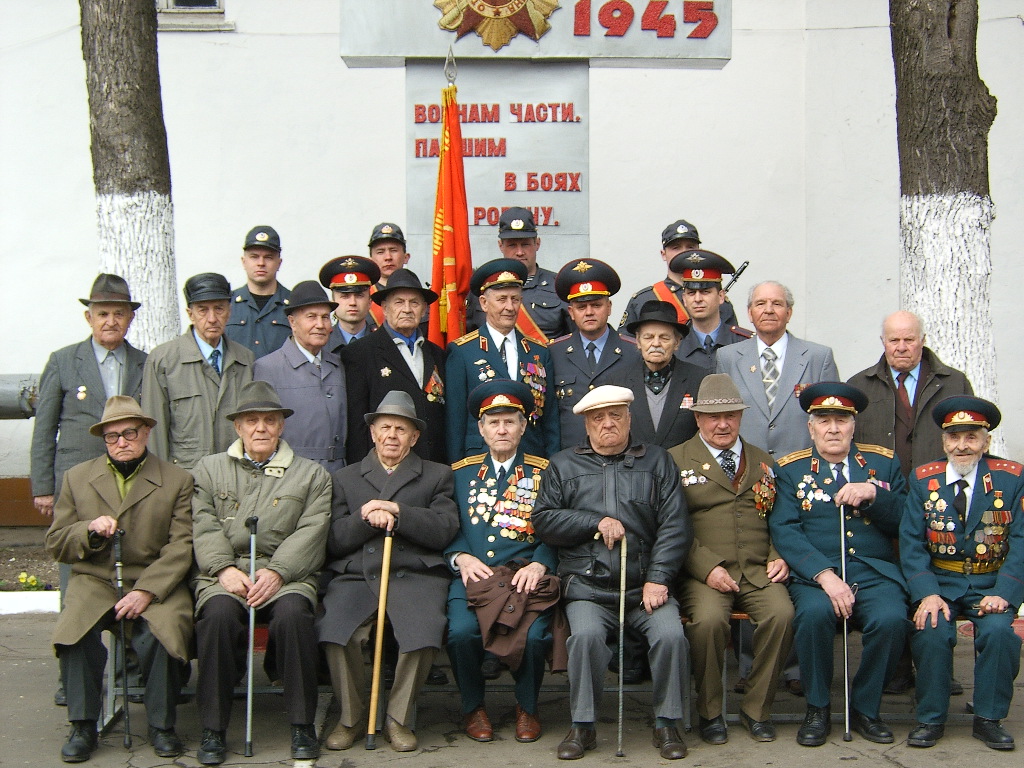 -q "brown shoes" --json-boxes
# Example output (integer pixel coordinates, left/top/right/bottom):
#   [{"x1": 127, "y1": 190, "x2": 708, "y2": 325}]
[
  {"x1": 557, "y1": 726, "x2": 597, "y2": 759},
  {"x1": 464, "y1": 707, "x2": 494, "y2": 742},
  {"x1": 515, "y1": 706, "x2": 542, "y2": 742}
]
